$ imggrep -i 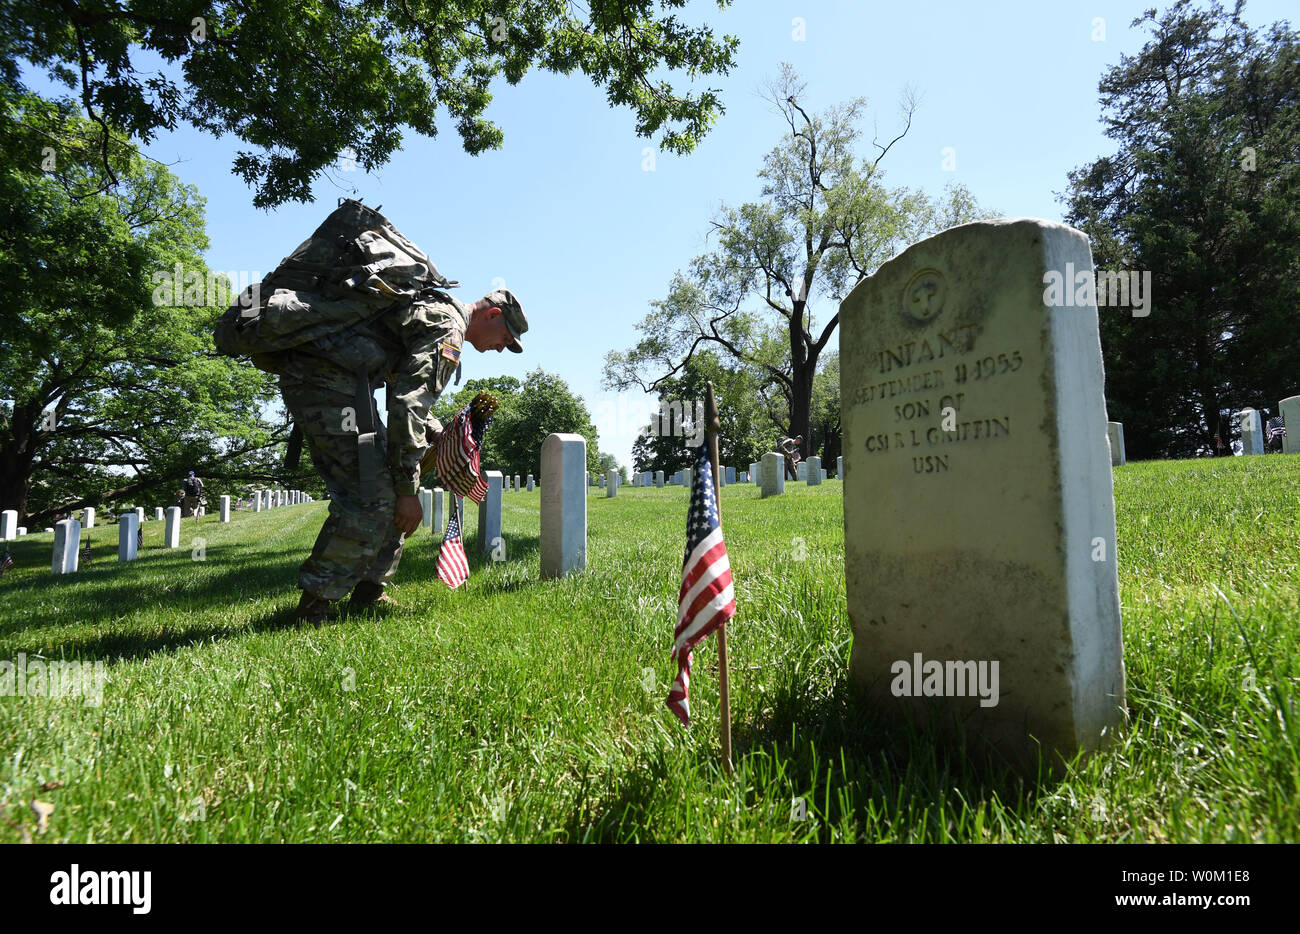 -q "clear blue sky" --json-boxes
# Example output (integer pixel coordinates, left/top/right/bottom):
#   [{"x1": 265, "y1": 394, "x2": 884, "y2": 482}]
[{"x1": 27, "y1": 0, "x2": 1296, "y2": 468}]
